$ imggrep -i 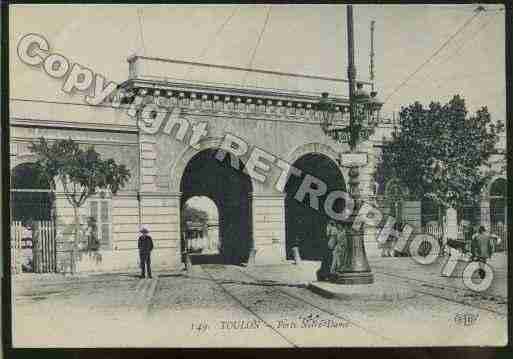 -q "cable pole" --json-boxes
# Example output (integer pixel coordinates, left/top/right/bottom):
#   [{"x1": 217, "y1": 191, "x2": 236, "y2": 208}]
[
  {"x1": 347, "y1": 5, "x2": 357, "y2": 151},
  {"x1": 137, "y1": 7, "x2": 147, "y2": 56},
  {"x1": 185, "y1": 7, "x2": 239, "y2": 81},
  {"x1": 370, "y1": 20, "x2": 375, "y2": 92},
  {"x1": 241, "y1": 5, "x2": 272, "y2": 87}
]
